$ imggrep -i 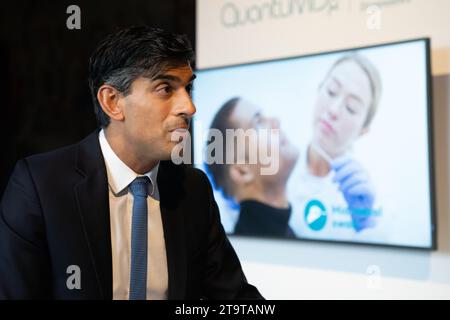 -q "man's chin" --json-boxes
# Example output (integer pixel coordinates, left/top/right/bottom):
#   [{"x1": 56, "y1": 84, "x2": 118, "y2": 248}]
[{"x1": 167, "y1": 142, "x2": 191, "y2": 164}]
